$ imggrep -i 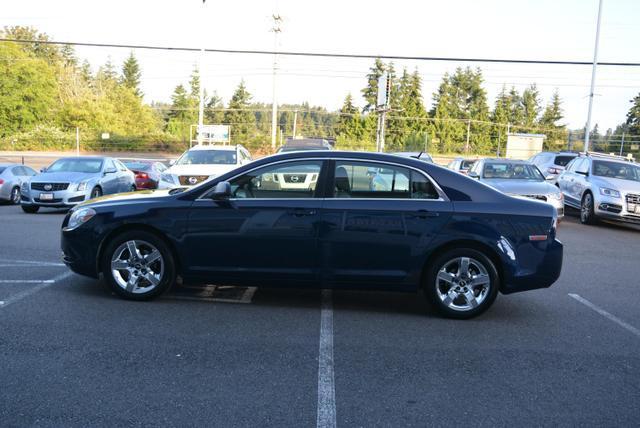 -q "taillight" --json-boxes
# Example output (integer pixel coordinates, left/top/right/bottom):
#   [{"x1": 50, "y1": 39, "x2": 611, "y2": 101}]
[
  {"x1": 548, "y1": 167, "x2": 561, "y2": 174},
  {"x1": 0, "y1": 179, "x2": 4, "y2": 185},
  {"x1": 136, "y1": 172, "x2": 149, "y2": 179}
]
